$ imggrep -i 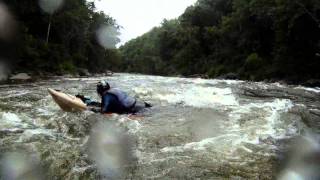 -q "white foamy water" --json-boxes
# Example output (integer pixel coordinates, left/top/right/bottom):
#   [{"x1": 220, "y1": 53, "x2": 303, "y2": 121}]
[
  {"x1": 1, "y1": 73, "x2": 316, "y2": 179},
  {"x1": 190, "y1": 78, "x2": 243, "y2": 85},
  {"x1": 229, "y1": 99, "x2": 295, "y2": 143},
  {"x1": 155, "y1": 86, "x2": 238, "y2": 107},
  {"x1": 161, "y1": 134, "x2": 241, "y2": 153},
  {"x1": 0, "y1": 112, "x2": 28, "y2": 129},
  {"x1": 160, "y1": 99, "x2": 295, "y2": 154},
  {"x1": 295, "y1": 86, "x2": 320, "y2": 93}
]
